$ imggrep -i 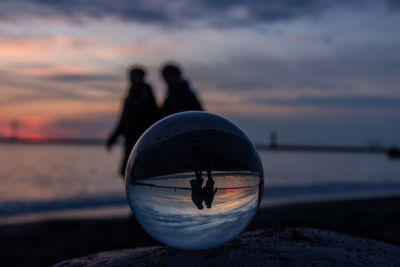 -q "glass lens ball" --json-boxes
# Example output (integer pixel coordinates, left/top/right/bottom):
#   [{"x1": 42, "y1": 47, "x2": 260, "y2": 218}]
[{"x1": 125, "y1": 111, "x2": 264, "y2": 250}]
